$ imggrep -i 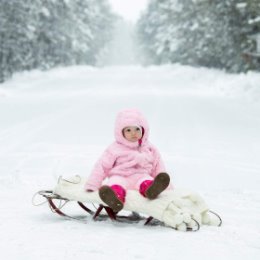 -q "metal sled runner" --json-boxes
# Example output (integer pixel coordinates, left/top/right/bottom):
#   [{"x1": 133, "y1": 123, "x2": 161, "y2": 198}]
[{"x1": 33, "y1": 176, "x2": 222, "y2": 231}]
